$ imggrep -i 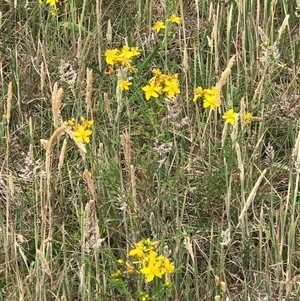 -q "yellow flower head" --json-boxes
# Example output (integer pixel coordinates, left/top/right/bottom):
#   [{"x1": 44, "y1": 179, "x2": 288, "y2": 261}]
[
  {"x1": 193, "y1": 86, "x2": 205, "y2": 102},
  {"x1": 152, "y1": 21, "x2": 166, "y2": 33},
  {"x1": 160, "y1": 257, "x2": 175, "y2": 275},
  {"x1": 105, "y1": 49, "x2": 120, "y2": 65},
  {"x1": 130, "y1": 47, "x2": 141, "y2": 57},
  {"x1": 142, "y1": 81, "x2": 162, "y2": 100},
  {"x1": 244, "y1": 112, "x2": 252, "y2": 125},
  {"x1": 203, "y1": 94, "x2": 220, "y2": 110},
  {"x1": 119, "y1": 80, "x2": 132, "y2": 91},
  {"x1": 140, "y1": 257, "x2": 162, "y2": 282},
  {"x1": 46, "y1": 0, "x2": 58, "y2": 5},
  {"x1": 69, "y1": 117, "x2": 94, "y2": 144},
  {"x1": 152, "y1": 69, "x2": 162, "y2": 77},
  {"x1": 222, "y1": 109, "x2": 238, "y2": 125},
  {"x1": 162, "y1": 77, "x2": 180, "y2": 98},
  {"x1": 73, "y1": 126, "x2": 92, "y2": 143},
  {"x1": 129, "y1": 245, "x2": 144, "y2": 258},
  {"x1": 120, "y1": 45, "x2": 134, "y2": 59},
  {"x1": 167, "y1": 14, "x2": 181, "y2": 24}
]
